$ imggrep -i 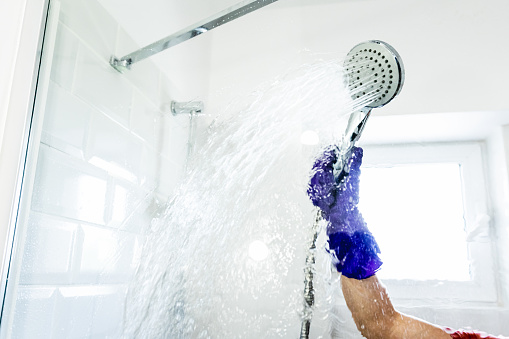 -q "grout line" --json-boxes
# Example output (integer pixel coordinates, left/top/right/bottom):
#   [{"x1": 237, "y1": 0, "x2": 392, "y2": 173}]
[{"x1": 29, "y1": 209, "x2": 146, "y2": 237}]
